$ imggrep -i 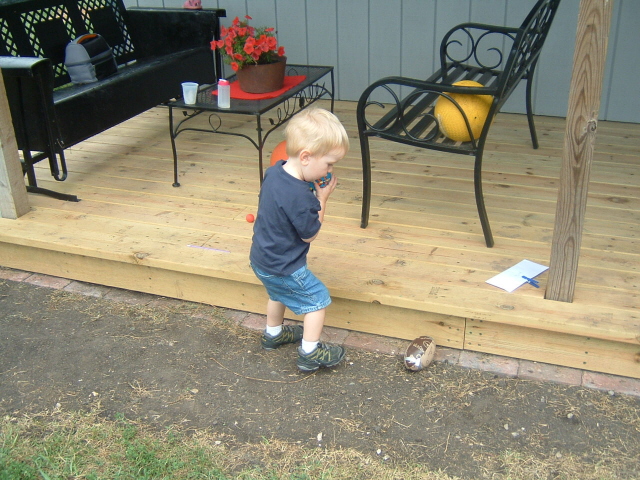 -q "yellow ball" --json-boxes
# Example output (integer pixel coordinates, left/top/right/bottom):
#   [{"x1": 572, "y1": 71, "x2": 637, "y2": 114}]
[{"x1": 434, "y1": 80, "x2": 493, "y2": 142}]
